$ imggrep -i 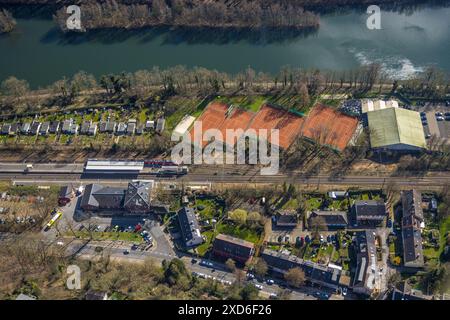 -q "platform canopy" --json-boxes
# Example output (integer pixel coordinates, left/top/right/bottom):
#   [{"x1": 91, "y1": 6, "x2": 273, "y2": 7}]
[{"x1": 85, "y1": 160, "x2": 144, "y2": 171}]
